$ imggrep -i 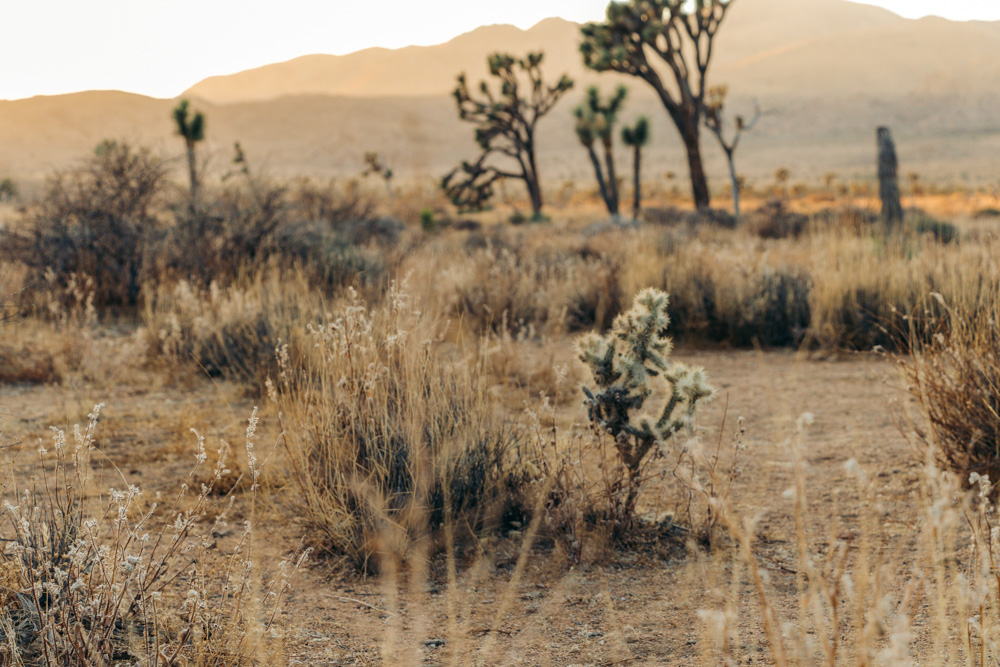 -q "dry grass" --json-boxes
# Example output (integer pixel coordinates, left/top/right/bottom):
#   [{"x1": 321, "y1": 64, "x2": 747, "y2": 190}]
[
  {"x1": 0, "y1": 405, "x2": 306, "y2": 666},
  {"x1": 271, "y1": 283, "x2": 534, "y2": 572},
  {"x1": 8, "y1": 135, "x2": 1000, "y2": 662},
  {"x1": 900, "y1": 293, "x2": 1000, "y2": 486}
]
